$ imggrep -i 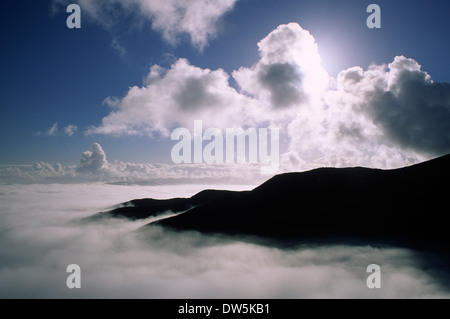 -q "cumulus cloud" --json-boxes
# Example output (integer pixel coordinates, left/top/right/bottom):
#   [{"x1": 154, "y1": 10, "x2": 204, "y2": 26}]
[
  {"x1": 88, "y1": 23, "x2": 331, "y2": 140},
  {"x1": 87, "y1": 22, "x2": 448, "y2": 169},
  {"x1": 358, "y1": 56, "x2": 450, "y2": 156},
  {"x1": 52, "y1": 0, "x2": 238, "y2": 50},
  {"x1": 30, "y1": 20, "x2": 450, "y2": 170},
  {"x1": 77, "y1": 143, "x2": 108, "y2": 173},
  {"x1": 0, "y1": 183, "x2": 449, "y2": 298},
  {"x1": 36, "y1": 122, "x2": 78, "y2": 137},
  {"x1": 88, "y1": 58, "x2": 254, "y2": 136},
  {"x1": 233, "y1": 23, "x2": 329, "y2": 111},
  {"x1": 234, "y1": 24, "x2": 448, "y2": 167},
  {"x1": 316, "y1": 55, "x2": 450, "y2": 167},
  {"x1": 0, "y1": 143, "x2": 266, "y2": 185},
  {"x1": 258, "y1": 62, "x2": 306, "y2": 108}
]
